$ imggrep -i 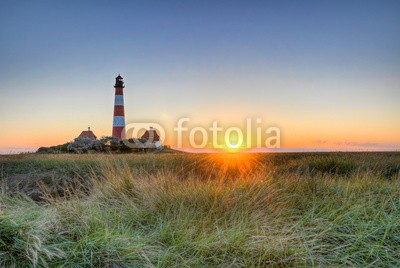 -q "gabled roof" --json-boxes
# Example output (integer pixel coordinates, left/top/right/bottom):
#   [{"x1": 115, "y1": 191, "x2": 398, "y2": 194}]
[
  {"x1": 78, "y1": 130, "x2": 97, "y2": 140},
  {"x1": 141, "y1": 128, "x2": 160, "y2": 142}
]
